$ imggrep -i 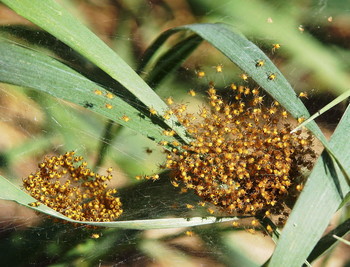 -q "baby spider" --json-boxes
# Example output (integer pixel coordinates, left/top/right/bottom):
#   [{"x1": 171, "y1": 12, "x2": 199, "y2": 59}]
[
  {"x1": 272, "y1": 43, "x2": 281, "y2": 53},
  {"x1": 268, "y1": 73, "x2": 277, "y2": 80}
]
